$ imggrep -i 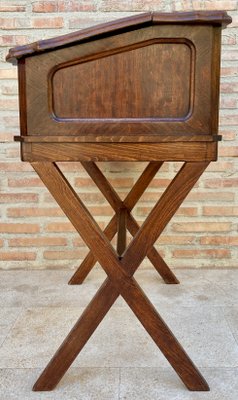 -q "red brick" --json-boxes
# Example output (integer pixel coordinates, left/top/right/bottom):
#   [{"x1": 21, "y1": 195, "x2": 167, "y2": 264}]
[
  {"x1": 0, "y1": 3, "x2": 238, "y2": 270},
  {"x1": 32, "y1": 17, "x2": 64, "y2": 28},
  {"x1": 136, "y1": 206, "x2": 197, "y2": 217},
  {"x1": 6, "y1": 148, "x2": 21, "y2": 158},
  {"x1": 2, "y1": 116, "x2": 19, "y2": 128},
  {"x1": 44, "y1": 191, "x2": 106, "y2": 204},
  {"x1": 33, "y1": 0, "x2": 96, "y2": 12},
  {"x1": 8, "y1": 177, "x2": 43, "y2": 187},
  {"x1": 0, "y1": 17, "x2": 31, "y2": 30},
  {"x1": 222, "y1": 34, "x2": 236, "y2": 45},
  {"x1": 149, "y1": 178, "x2": 171, "y2": 188},
  {"x1": 60, "y1": 0, "x2": 96, "y2": 11},
  {"x1": 69, "y1": 17, "x2": 108, "y2": 29},
  {"x1": 206, "y1": 161, "x2": 234, "y2": 172},
  {"x1": 175, "y1": 207, "x2": 198, "y2": 216},
  {"x1": 0, "y1": 3, "x2": 26, "y2": 12},
  {"x1": 172, "y1": 222, "x2": 231, "y2": 232},
  {"x1": 75, "y1": 176, "x2": 133, "y2": 189},
  {"x1": 57, "y1": 162, "x2": 84, "y2": 172},
  {"x1": 32, "y1": 1, "x2": 57, "y2": 12},
  {"x1": 0, "y1": 70, "x2": 17, "y2": 80},
  {"x1": 219, "y1": 146, "x2": 238, "y2": 157},
  {"x1": 137, "y1": 192, "x2": 163, "y2": 202},
  {"x1": 158, "y1": 235, "x2": 196, "y2": 245},
  {"x1": 7, "y1": 207, "x2": 64, "y2": 218},
  {"x1": 43, "y1": 249, "x2": 88, "y2": 260},
  {"x1": 220, "y1": 115, "x2": 238, "y2": 126},
  {"x1": 222, "y1": 50, "x2": 238, "y2": 61},
  {"x1": 221, "y1": 67, "x2": 238, "y2": 77},
  {"x1": 73, "y1": 237, "x2": 87, "y2": 247},
  {"x1": 200, "y1": 236, "x2": 238, "y2": 246},
  {"x1": 203, "y1": 206, "x2": 238, "y2": 216},
  {"x1": 0, "y1": 99, "x2": 18, "y2": 111},
  {"x1": 0, "y1": 193, "x2": 38, "y2": 203},
  {"x1": 109, "y1": 177, "x2": 134, "y2": 188},
  {"x1": 0, "y1": 18, "x2": 15, "y2": 29},
  {"x1": 221, "y1": 83, "x2": 238, "y2": 93},
  {"x1": 220, "y1": 131, "x2": 236, "y2": 141},
  {"x1": 186, "y1": 191, "x2": 235, "y2": 202},
  {"x1": 45, "y1": 191, "x2": 106, "y2": 204},
  {"x1": 88, "y1": 205, "x2": 113, "y2": 216},
  {"x1": 45, "y1": 222, "x2": 76, "y2": 232},
  {"x1": 9, "y1": 237, "x2": 67, "y2": 247},
  {"x1": 176, "y1": 0, "x2": 237, "y2": 10},
  {"x1": 0, "y1": 35, "x2": 29, "y2": 46},
  {"x1": 173, "y1": 249, "x2": 231, "y2": 259},
  {"x1": 0, "y1": 162, "x2": 33, "y2": 172},
  {"x1": 0, "y1": 223, "x2": 39, "y2": 234},
  {"x1": 0, "y1": 252, "x2": 36, "y2": 261},
  {"x1": 204, "y1": 178, "x2": 238, "y2": 188},
  {"x1": 74, "y1": 177, "x2": 95, "y2": 188},
  {"x1": 220, "y1": 97, "x2": 237, "y2": 109},
  {"x1": 1, "y1": 84, "x2": 18, "y2": 95},
  {"x1": 231, "y1": 15, "x2": 238, "y2": 27},
  {"x1": 0, "y1": 132, "x2": 14, "y2": 142},
  {"x1": 99, "y1": 0, "x2": 157, "y2": 11}
]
